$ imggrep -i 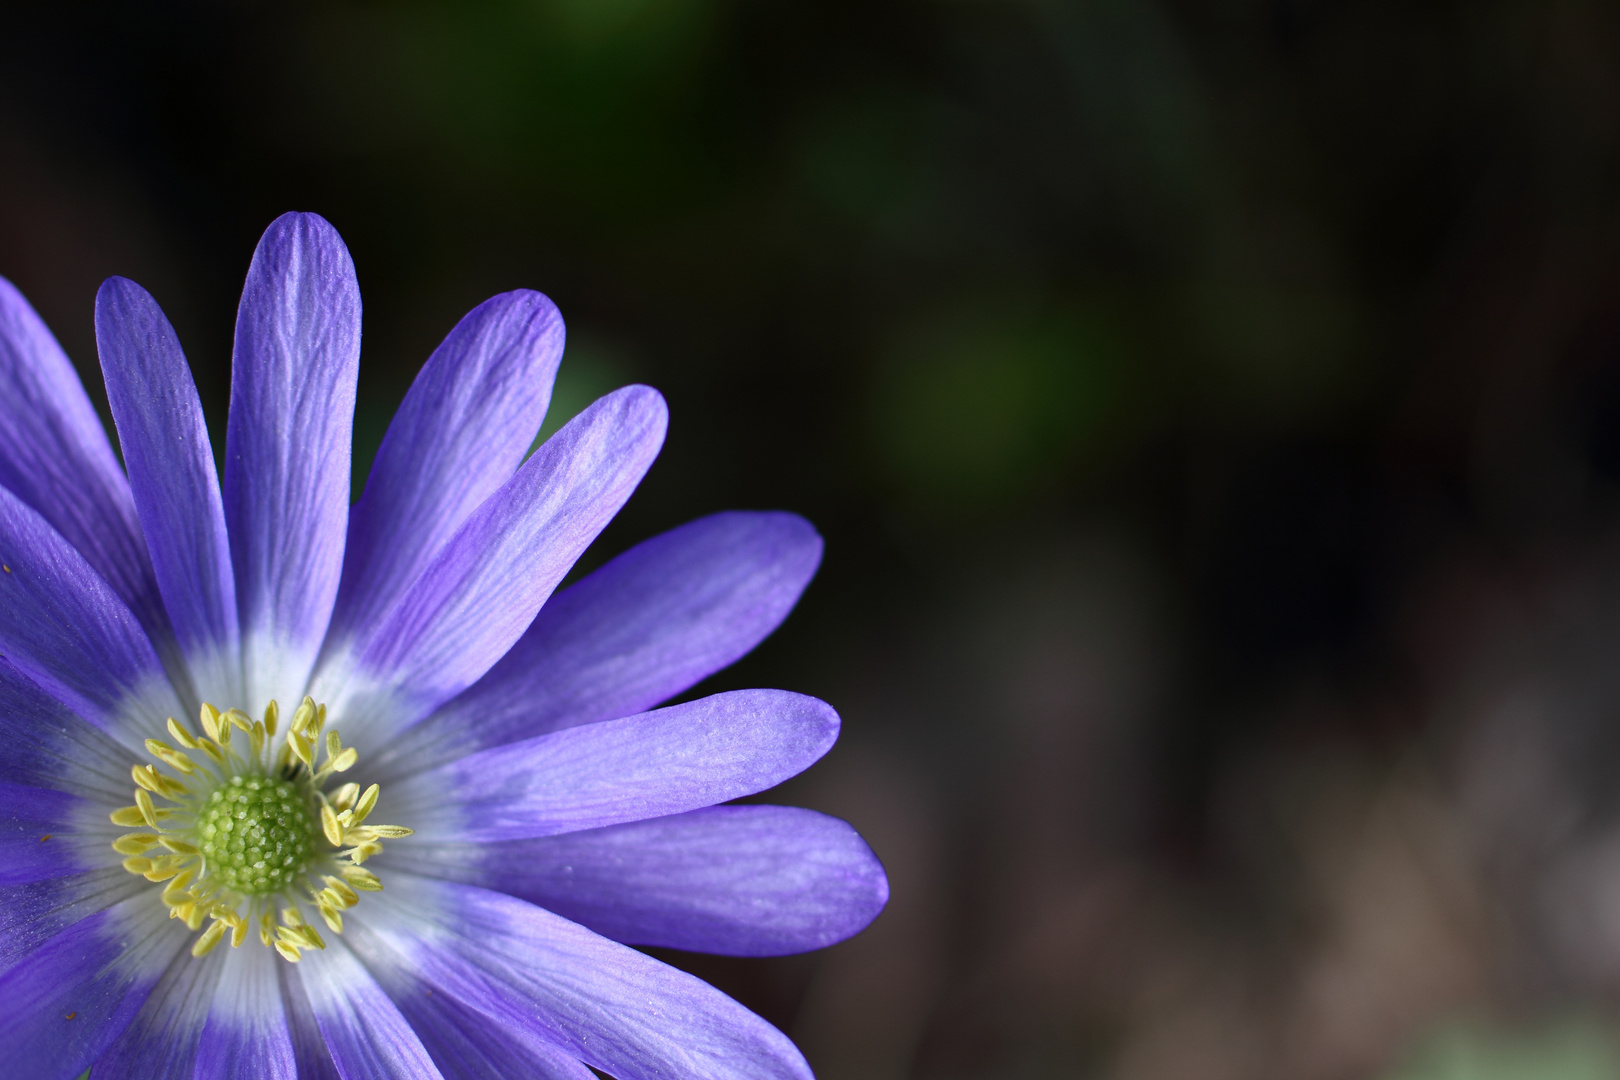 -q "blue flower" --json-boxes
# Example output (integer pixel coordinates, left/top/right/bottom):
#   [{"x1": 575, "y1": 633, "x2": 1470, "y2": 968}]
[{"x1": 0, "y1": 212, "x2": 887, "y2": 1079}]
